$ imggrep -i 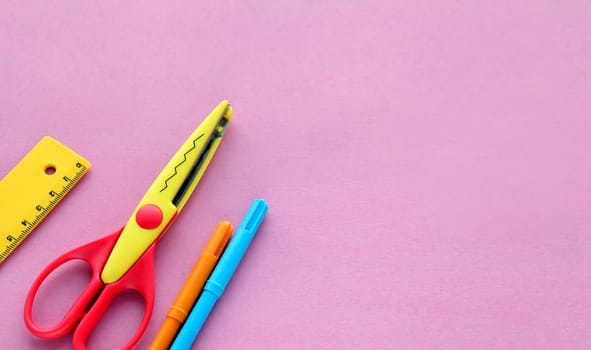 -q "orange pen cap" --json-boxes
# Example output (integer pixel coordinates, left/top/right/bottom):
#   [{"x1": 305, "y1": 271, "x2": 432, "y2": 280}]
[{"x1": 149, "y1": 221, "x2": 233, "y2": 350}]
